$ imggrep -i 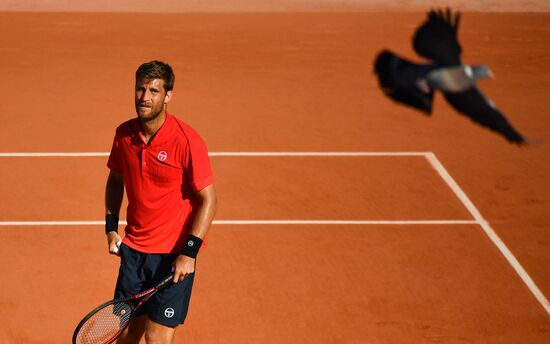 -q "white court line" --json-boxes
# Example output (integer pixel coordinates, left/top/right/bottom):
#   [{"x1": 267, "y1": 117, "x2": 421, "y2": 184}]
[
  {"x1": 0, "y1": 151, "x2": 430, "y2": 157},
  {"x1": 215, "y1": 220, "x2": 478, "y2": 225},
  {"x1": 0, "y1": 152, "x2": 109, "y2": 157},
  {"x1": 0, "y1": 220, "x2": 479, "y2": 226},
  {"x1": 425, "y1": 153, "x2": 550, "y2": 315},
  {"x1": 210, "y1": 152, "x2": 430, "y2": 157}
]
